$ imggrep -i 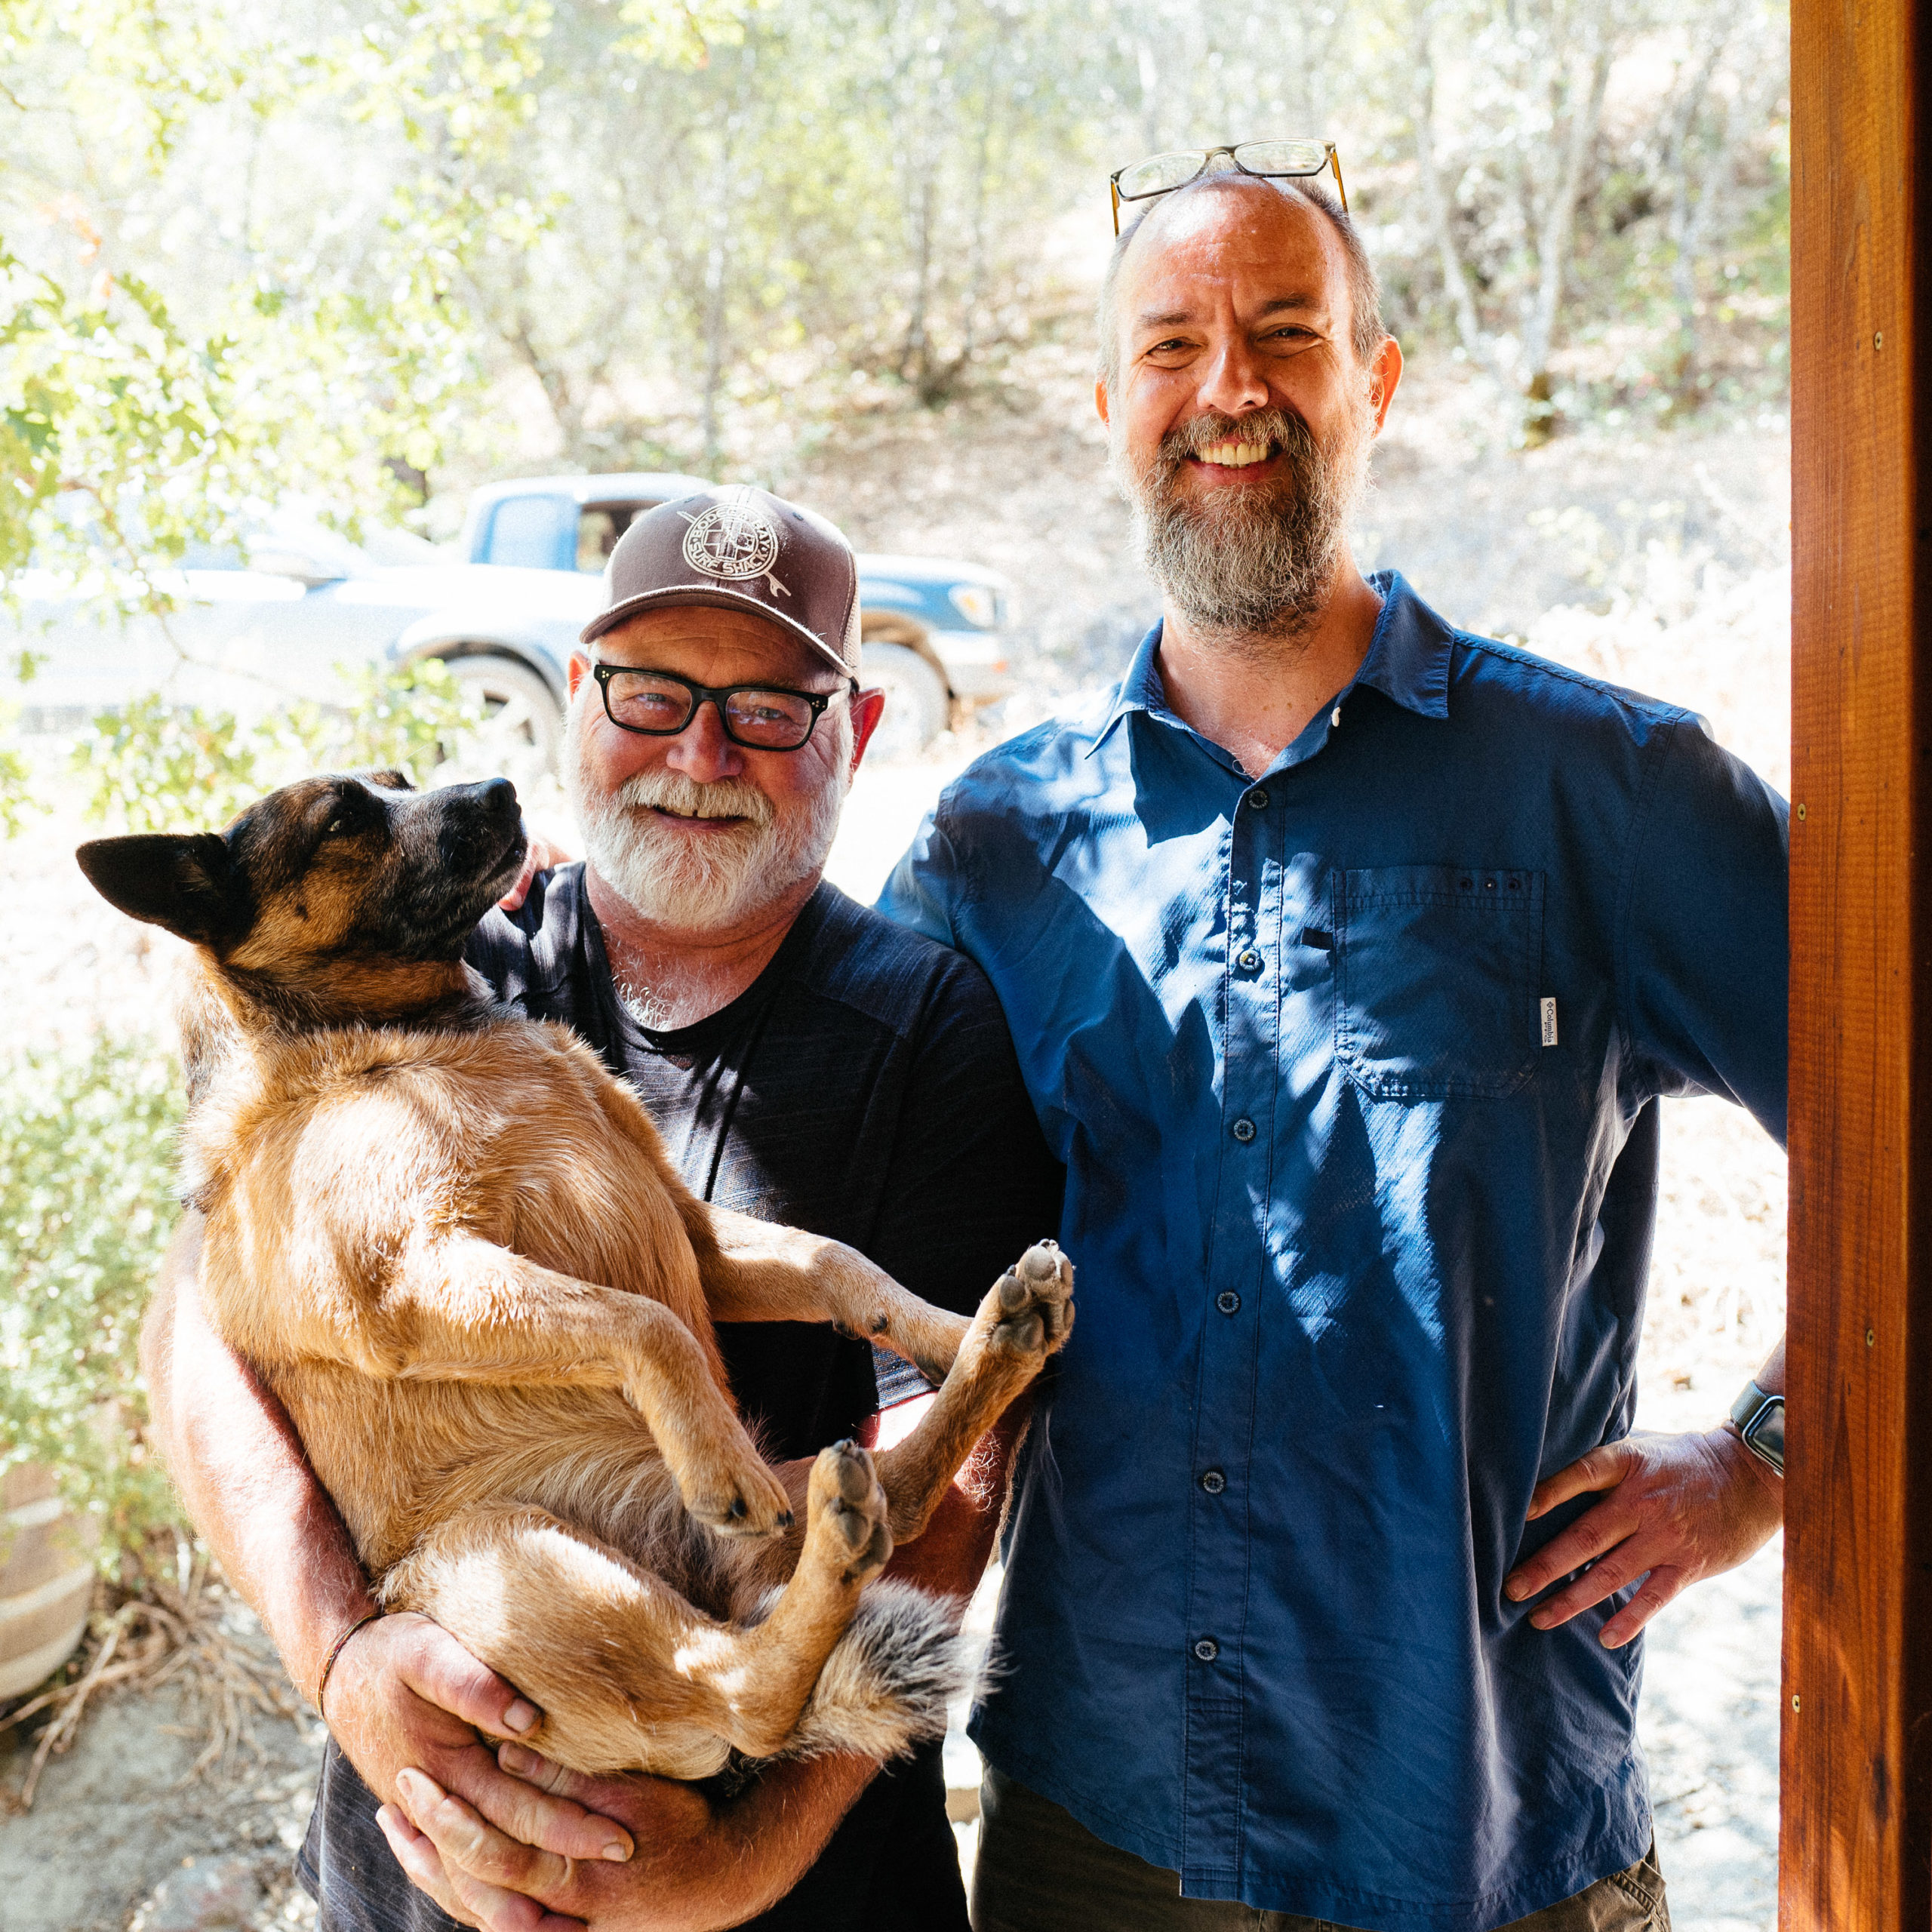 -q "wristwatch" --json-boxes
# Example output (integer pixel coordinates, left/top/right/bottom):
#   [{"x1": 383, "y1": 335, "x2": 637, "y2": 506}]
[{"x1": 1727, "y1": 1380, "x2": 1786, "y2": 1475}]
